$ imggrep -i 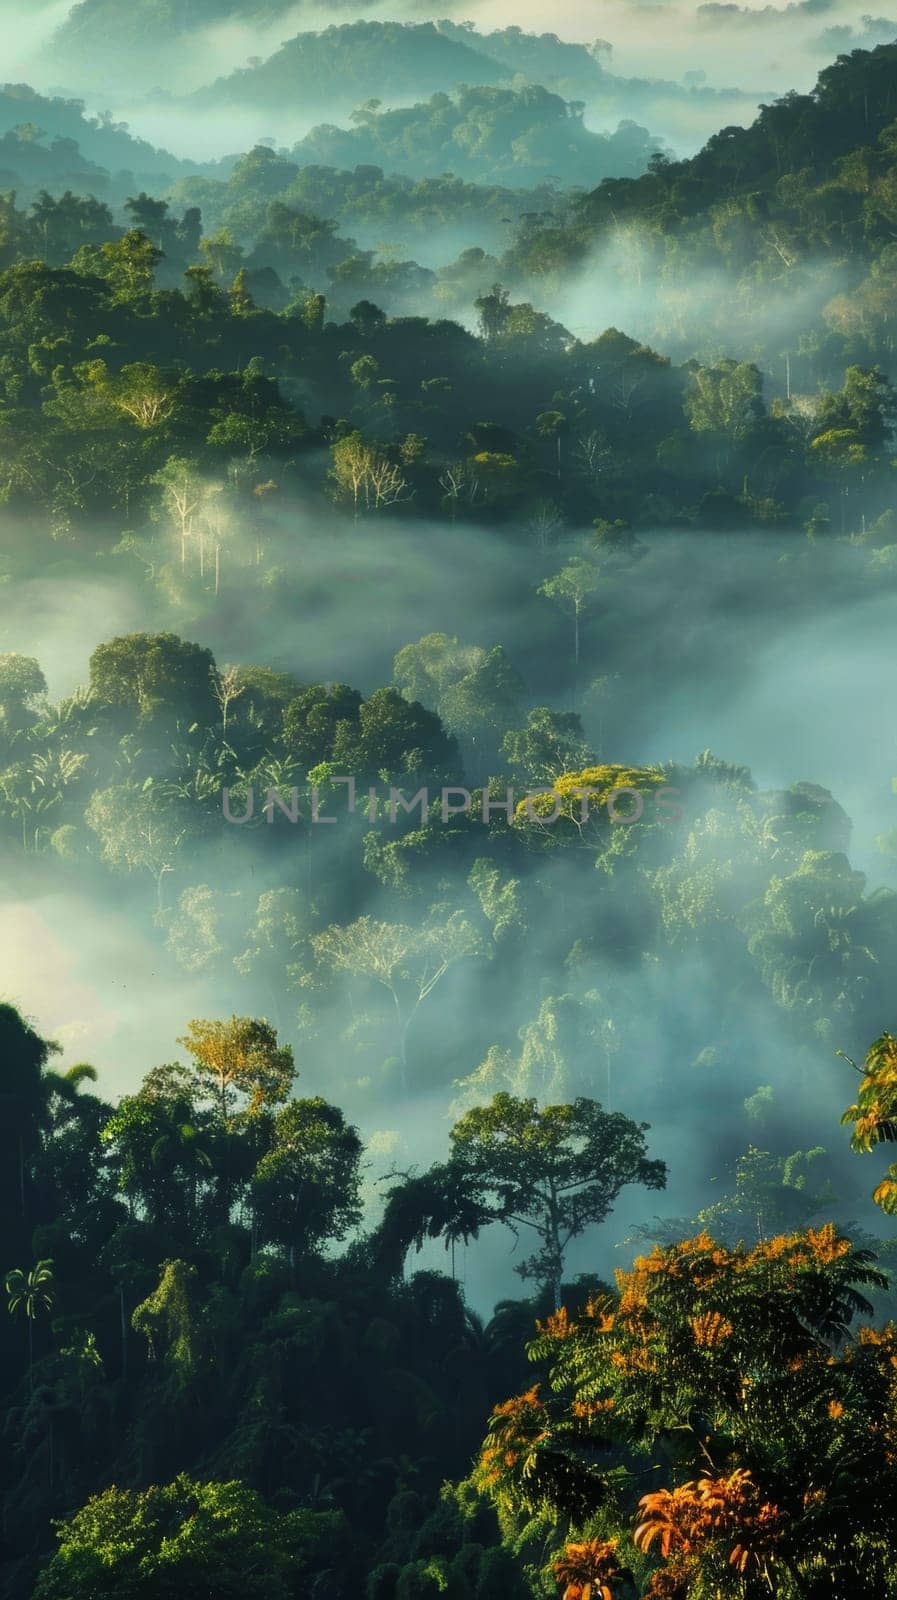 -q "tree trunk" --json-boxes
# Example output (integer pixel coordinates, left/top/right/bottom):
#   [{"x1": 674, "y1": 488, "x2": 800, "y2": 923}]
[
  {"x1": 546, "y1": 1198, "x2": 564, "y2": 1311},
  {"x1": 393, "y1": 990, "x2": 410, "y2": 1085},
  {"x1": 119, "y1": 1282, "x2": 128, "y2": 1379}
]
